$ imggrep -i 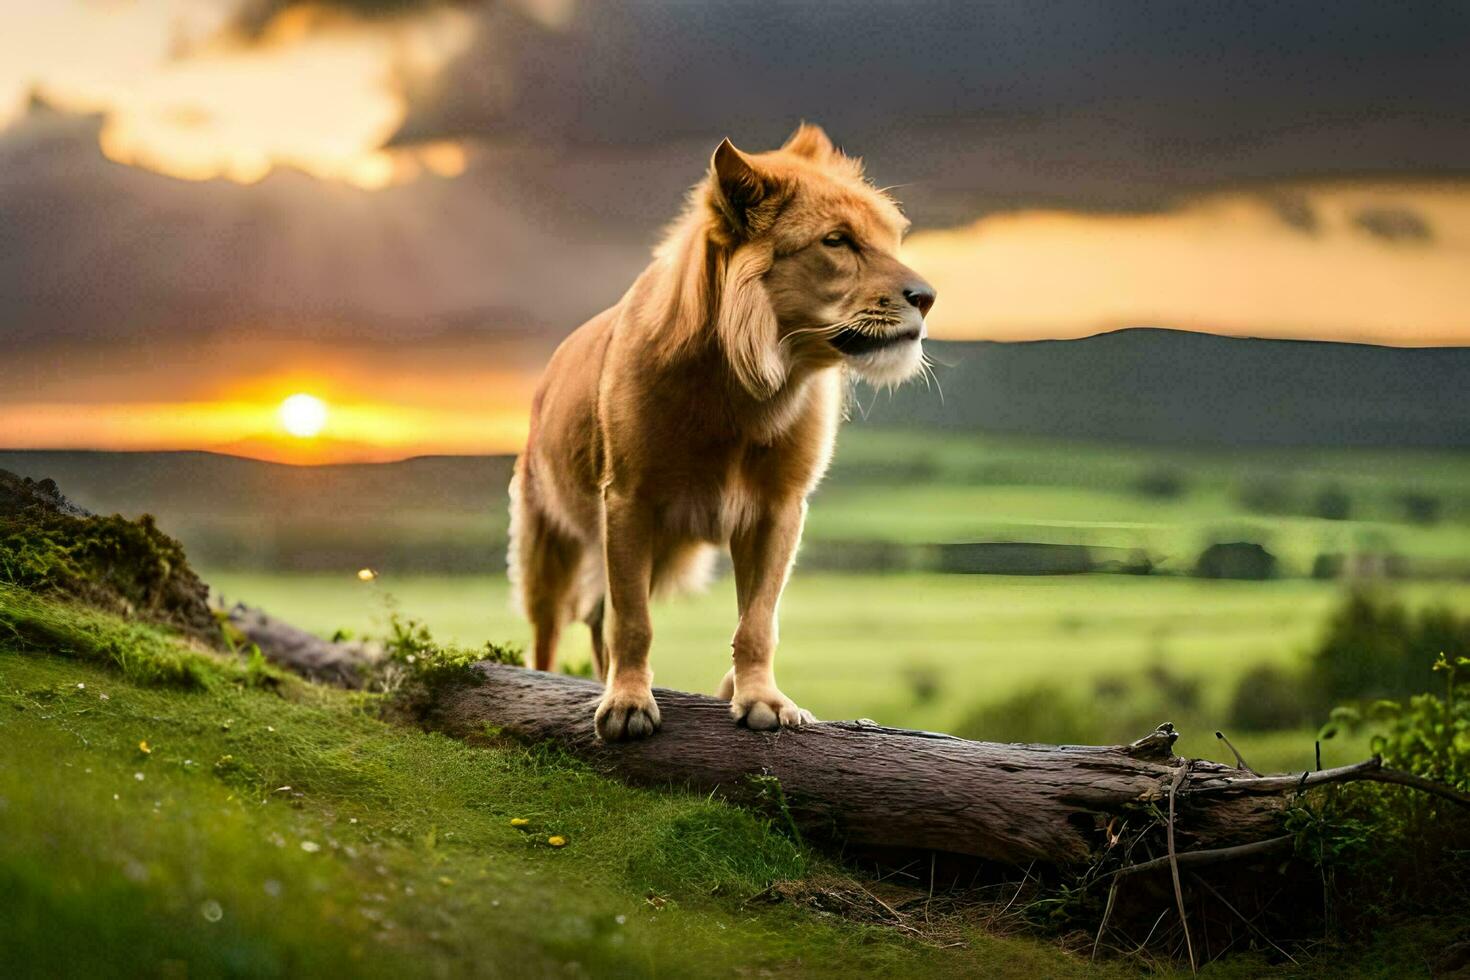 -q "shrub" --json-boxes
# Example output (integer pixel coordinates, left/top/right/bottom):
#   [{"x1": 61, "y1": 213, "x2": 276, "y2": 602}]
[
  {"x1": 1398, "y1": 491, "x2": 1442, "y2": 526},
  {"x1": 378, "y1": 611, "x2": 522, "y2": 709},
  {"x1": 1194, "y1": 541, "x2": 1277, "y2": 580},
  {"x1": 955, "y1": 683, "x2": 1105, "y2": 745},
  {"x1": 1312, "y1": 552, "x2": 1345, "y2": 580},
  {"x1": 902, "y1": 663, "x2": 941, "y2": 705},
  {"x1": 1307, "y1": 655, "x2": 1470, "y2": 926},
  {"x1": 1308, "y1": 591, "x2": 1470, "y2": 706},
  {"x1": 1313, "y1": 484, "x2": 1352, "y2": 521},
  {"x1": 1134, "y1": 468, "x2": 1186, "y2": 499},
  {"x1": 1227, "y1": 663, "x2": 1314, "y2": 731},
  {"x1": 955, "y1": 663, "x2": 1206, "y2": 745}
]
